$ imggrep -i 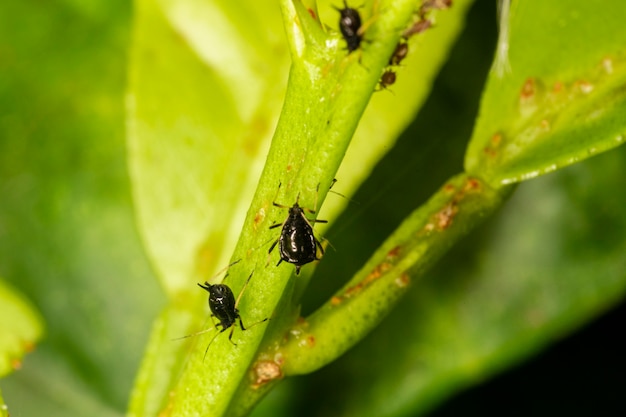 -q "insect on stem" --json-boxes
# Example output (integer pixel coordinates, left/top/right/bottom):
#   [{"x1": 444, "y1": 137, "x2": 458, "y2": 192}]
[{"x1": 268, "y1": 183, "x2": 327, "y2": 274}]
